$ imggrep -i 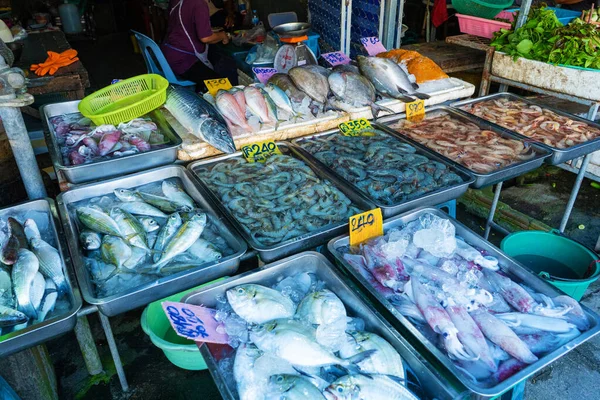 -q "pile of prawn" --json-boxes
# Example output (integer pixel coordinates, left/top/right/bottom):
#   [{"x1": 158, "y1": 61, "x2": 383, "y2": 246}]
[
  {"x1": 389, "y1": 114, "x2": 536, "y2": 173},
  {"x1": 338, "y1": 213, "x2": 591, "y2": 385},
  {"x1": 463, "y1": 98, "x2": 600, "y2": 149}
]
